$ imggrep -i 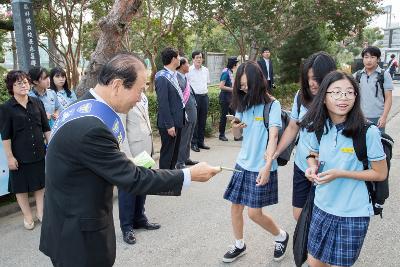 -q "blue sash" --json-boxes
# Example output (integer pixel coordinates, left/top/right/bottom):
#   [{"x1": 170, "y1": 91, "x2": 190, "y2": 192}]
[
  {"x1": 155, "y1": 69, "x2": 185, "y2": 108},
  {"x1": 50, "y1": 99, "x2": 125, "y2": 145}
]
